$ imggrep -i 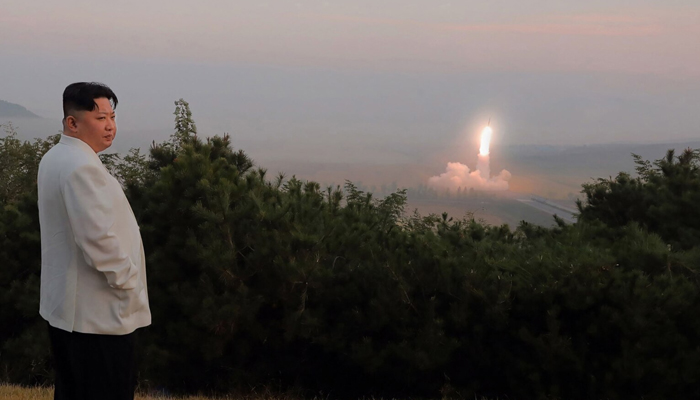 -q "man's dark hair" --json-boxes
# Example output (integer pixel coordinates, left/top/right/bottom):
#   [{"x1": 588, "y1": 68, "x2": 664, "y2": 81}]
[{"x1": 62, "y1": 82, "x2": 118, "y2": 119}]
